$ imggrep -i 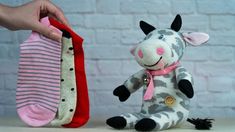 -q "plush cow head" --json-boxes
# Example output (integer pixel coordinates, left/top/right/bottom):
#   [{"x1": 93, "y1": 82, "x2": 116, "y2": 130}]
[{"x1": 131, "y1": 14, "x2": 209, "y2": 70}]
